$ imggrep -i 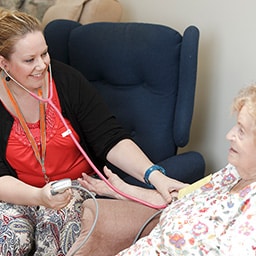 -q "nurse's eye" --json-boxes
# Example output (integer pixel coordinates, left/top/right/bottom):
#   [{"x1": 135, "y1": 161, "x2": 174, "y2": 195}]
[
  {"x1": 42, "y1": 51, "x2": 48, "y2": 57},
  {"x1": 25, "y1": 58, "x2": 34, "y2": 63}
]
